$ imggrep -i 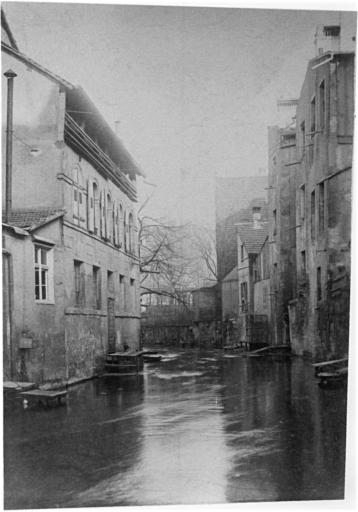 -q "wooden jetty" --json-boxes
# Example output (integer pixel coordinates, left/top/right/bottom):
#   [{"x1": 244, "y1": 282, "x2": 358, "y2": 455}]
[
  {"x1": 312, "y1": 357, "x2": 348, "y2": 376},
  {"x1": 243, "y1": 345, "x2": 291, "y2": 359},
  {"x1": 102, "y1": 351, "x2": 144, "y2": 377},
  {"x1": 143, "y1": 354, "x2": 162, "y2": 362},
  {"x1": 20, "y1": 389, "x2": 67, "y2": 405},
  {"x1": 312, "y1": 357, "x2": 348, "y2": 387}
]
